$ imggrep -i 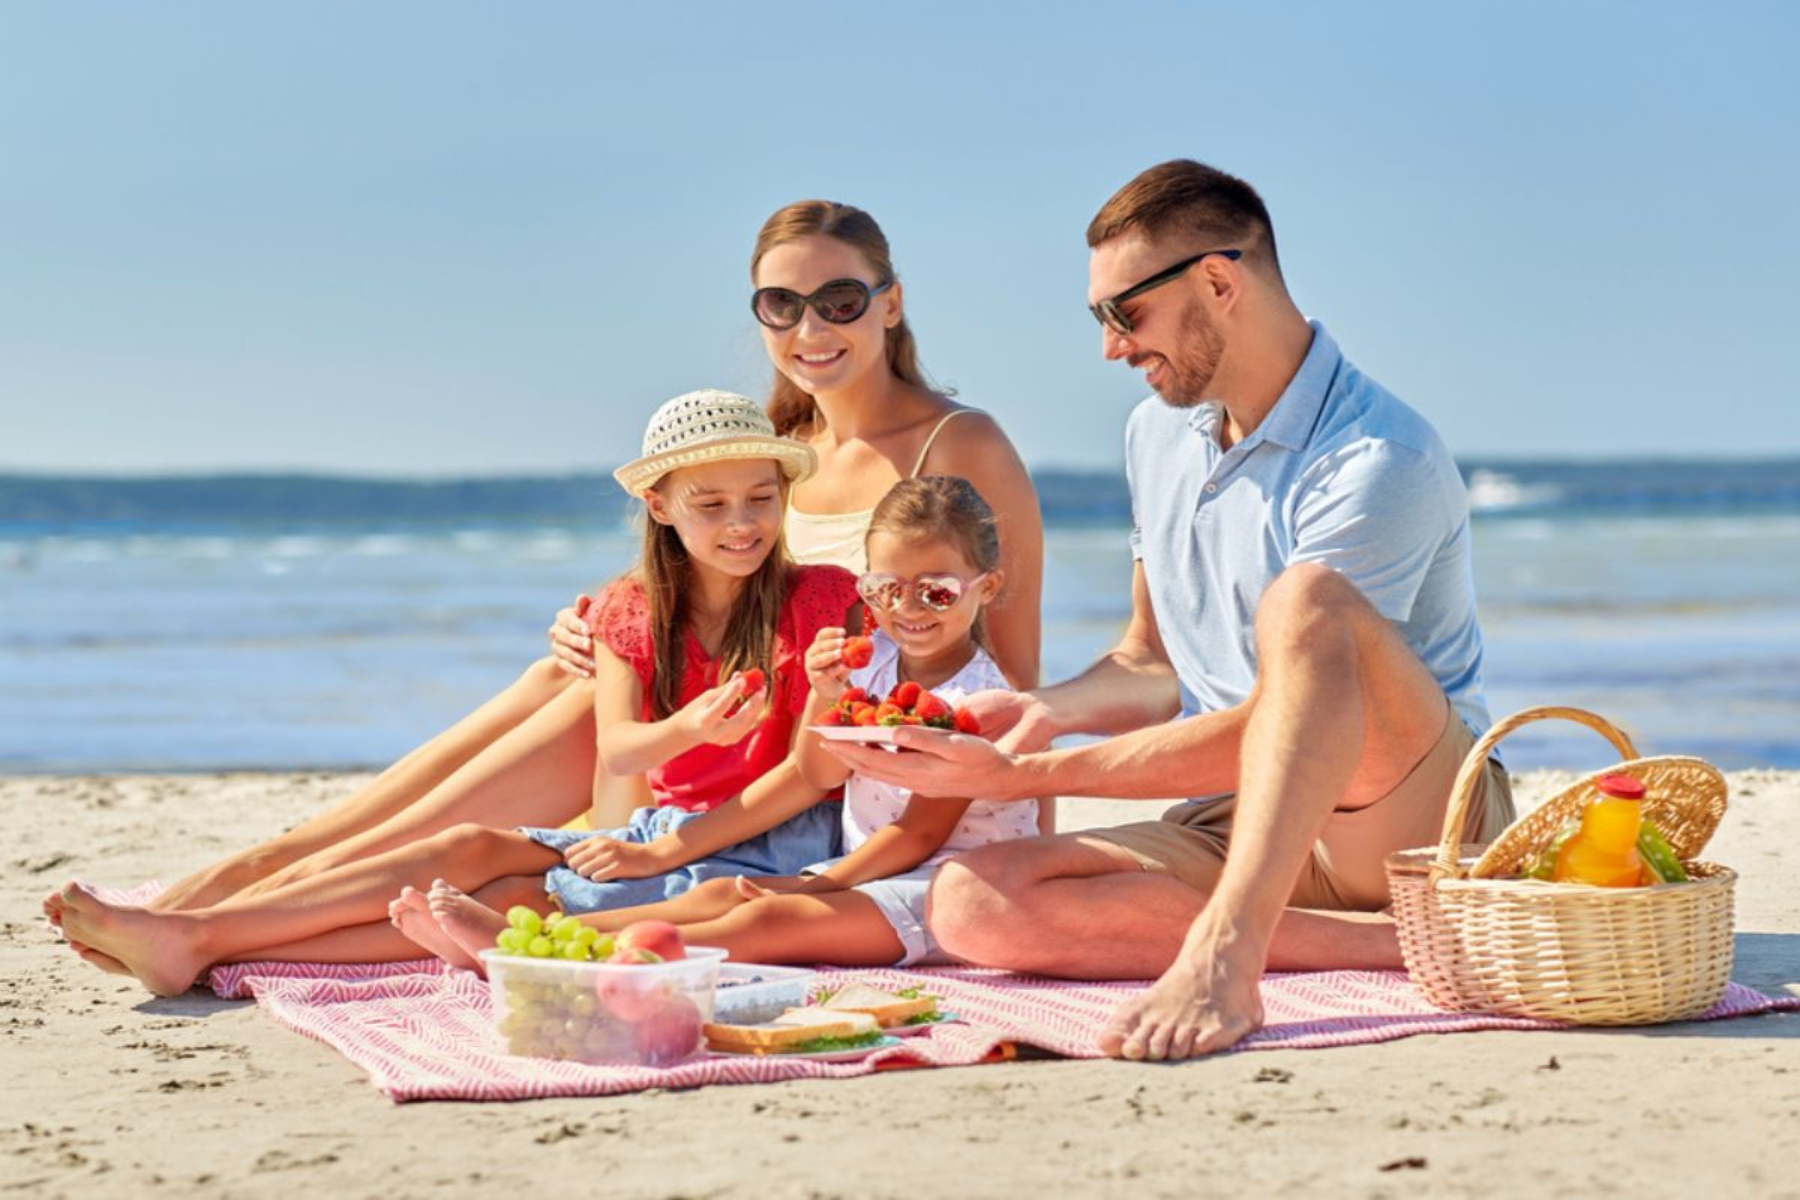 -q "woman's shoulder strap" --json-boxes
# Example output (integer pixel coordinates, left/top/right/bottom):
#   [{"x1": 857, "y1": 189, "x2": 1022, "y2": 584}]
[{"x1": 908, "y1": 407, "x2": 987, "y2": 478}]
